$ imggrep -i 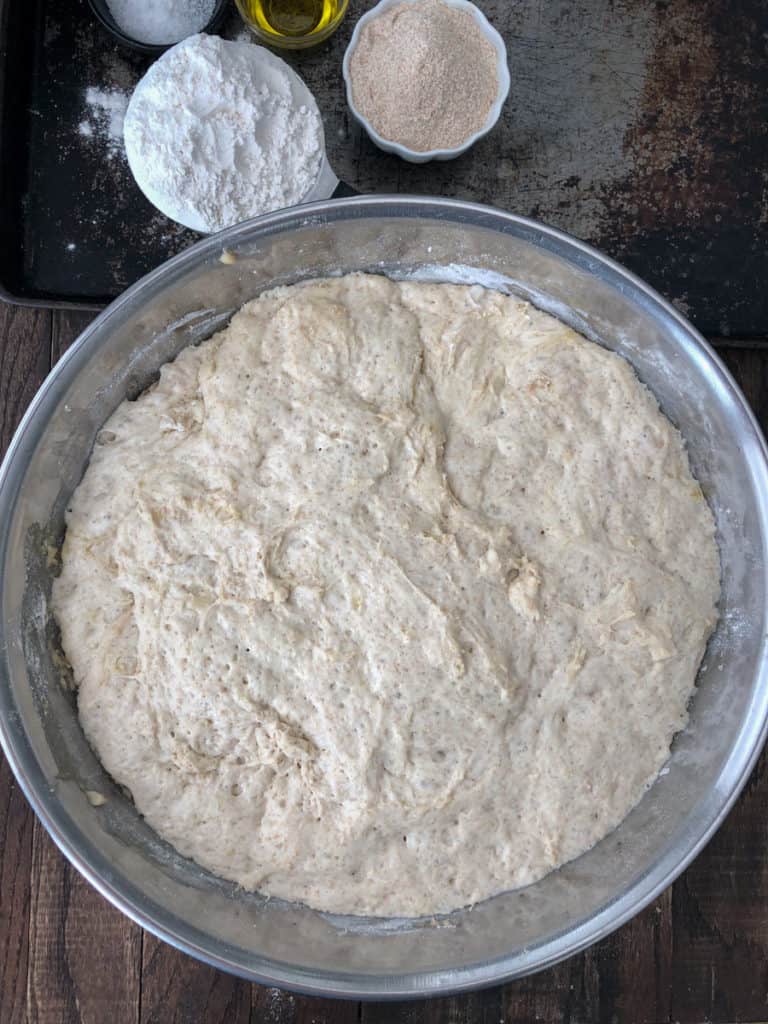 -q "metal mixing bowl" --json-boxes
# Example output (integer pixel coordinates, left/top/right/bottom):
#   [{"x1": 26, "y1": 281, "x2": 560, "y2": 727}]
[{"x1": 1, "y1": 197, "x2": 767, "y2": 999}]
